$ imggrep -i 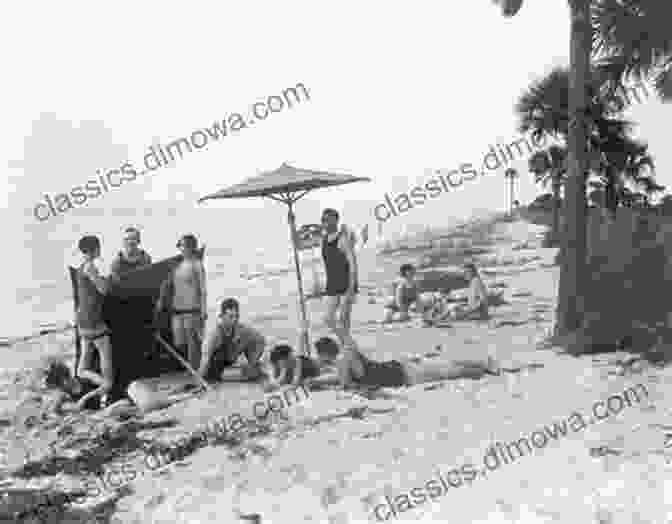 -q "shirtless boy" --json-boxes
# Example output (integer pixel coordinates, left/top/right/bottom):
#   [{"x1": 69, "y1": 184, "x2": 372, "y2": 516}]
[{"x1": 158, "y1": 234, "x2": 207, "y2": 370}]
